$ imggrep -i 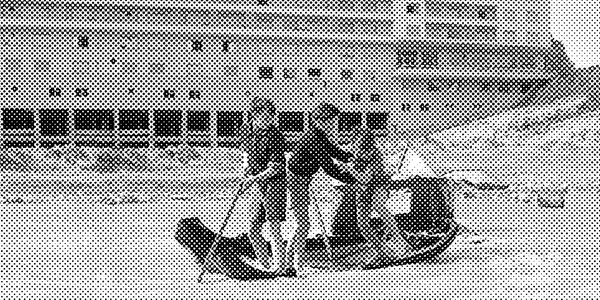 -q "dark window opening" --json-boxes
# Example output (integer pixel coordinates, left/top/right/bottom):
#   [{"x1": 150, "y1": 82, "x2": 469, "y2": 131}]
[
  {"x1": 119, "y1": 141, "x2": 150, "y2": 148},
  {"x1": 398, "y1": 50, "x2": 419, "y2": 68},
  {"x1": 278, "y1": 112, "x2": 304, "y2": 132},
  {"x1": 192, "y1": 40, "x2": 202, "y2": 51},
  {"x1": 222, "y1": 40, "x2": 230, "y2": 52},
  {"x1": 351, "y1": 93, "x2": 362, "y2": 102},
  {"x1": 370, "y1": 93, "x2": 381, "y2": 102},
  {"x1": 188, "y1": 141, "x2": 212, "y2": 148},
  {"x1": 78, "y1": 35, "x2": 89, "y2": 48},
  {"x1": 188, "y1": 111, "x2": 211, "y2": 132},
  {"x1": 217, "y1": 111, "x2": 243, "y2": 137},
  {"x1": 74, "y1": 109, "x2": 114, "y2": 131},
  {"x1": 40, "y1": 109, "x2": 69, "y2": 136},
  {"x1": 339, "y1": 112, "x2": 362, "y2": 132},
  {"x1": 308, "y1": 68, "x2": 322, "y2": 77},
  {"x1": 3, "y1": 140, "x2": 35, "y2": 148},
  {"x1": 2, "y1": 108, "x2": 35, "y2": 130},
  {"x1": 75, "y1": 141, "x2": 115, "y2": 148},
  {"x1": 406, "y1": 2, "x2": 419, "y2": 14},
  {"x1": 41, "y1": 141, "x2": 69, "y2": 148},
  {"x1": 422, "y1": 49, "x2": 439, "y2": 68},
  {"x1": 154, "y1": 110, "x2": 183, "y2": 137},
  {"x1": 366, "y1": 112, "x2": 388, "y2": 131},
  {"x1": 259, "y1": 66, "x2": 274, "y2": 79},
  {"x1": 118, "y1": 110, "x2": 149, "y2": 130},
  {"x1": 217, "y1": 140, "x2": 241, "y2": 148},
  {"x1": 156, "y1": 141, "x2": 182, "y2": 148},
  {"x1": 341, "y1": 69, "x2": 354, "y2": 80}
]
